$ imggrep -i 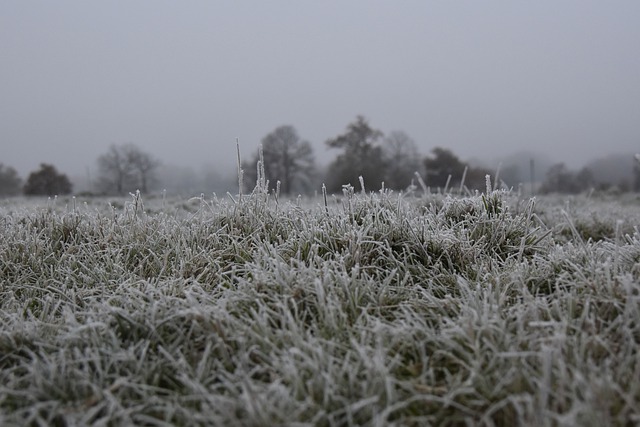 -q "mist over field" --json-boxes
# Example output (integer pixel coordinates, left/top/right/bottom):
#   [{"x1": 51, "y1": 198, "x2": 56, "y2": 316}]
[
  {"x1": 1, "y1": 3, "x2": 640, "y2": 425},
  {"x1": 1, "y1": 1, "x2": 639, "y2": 194}
]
